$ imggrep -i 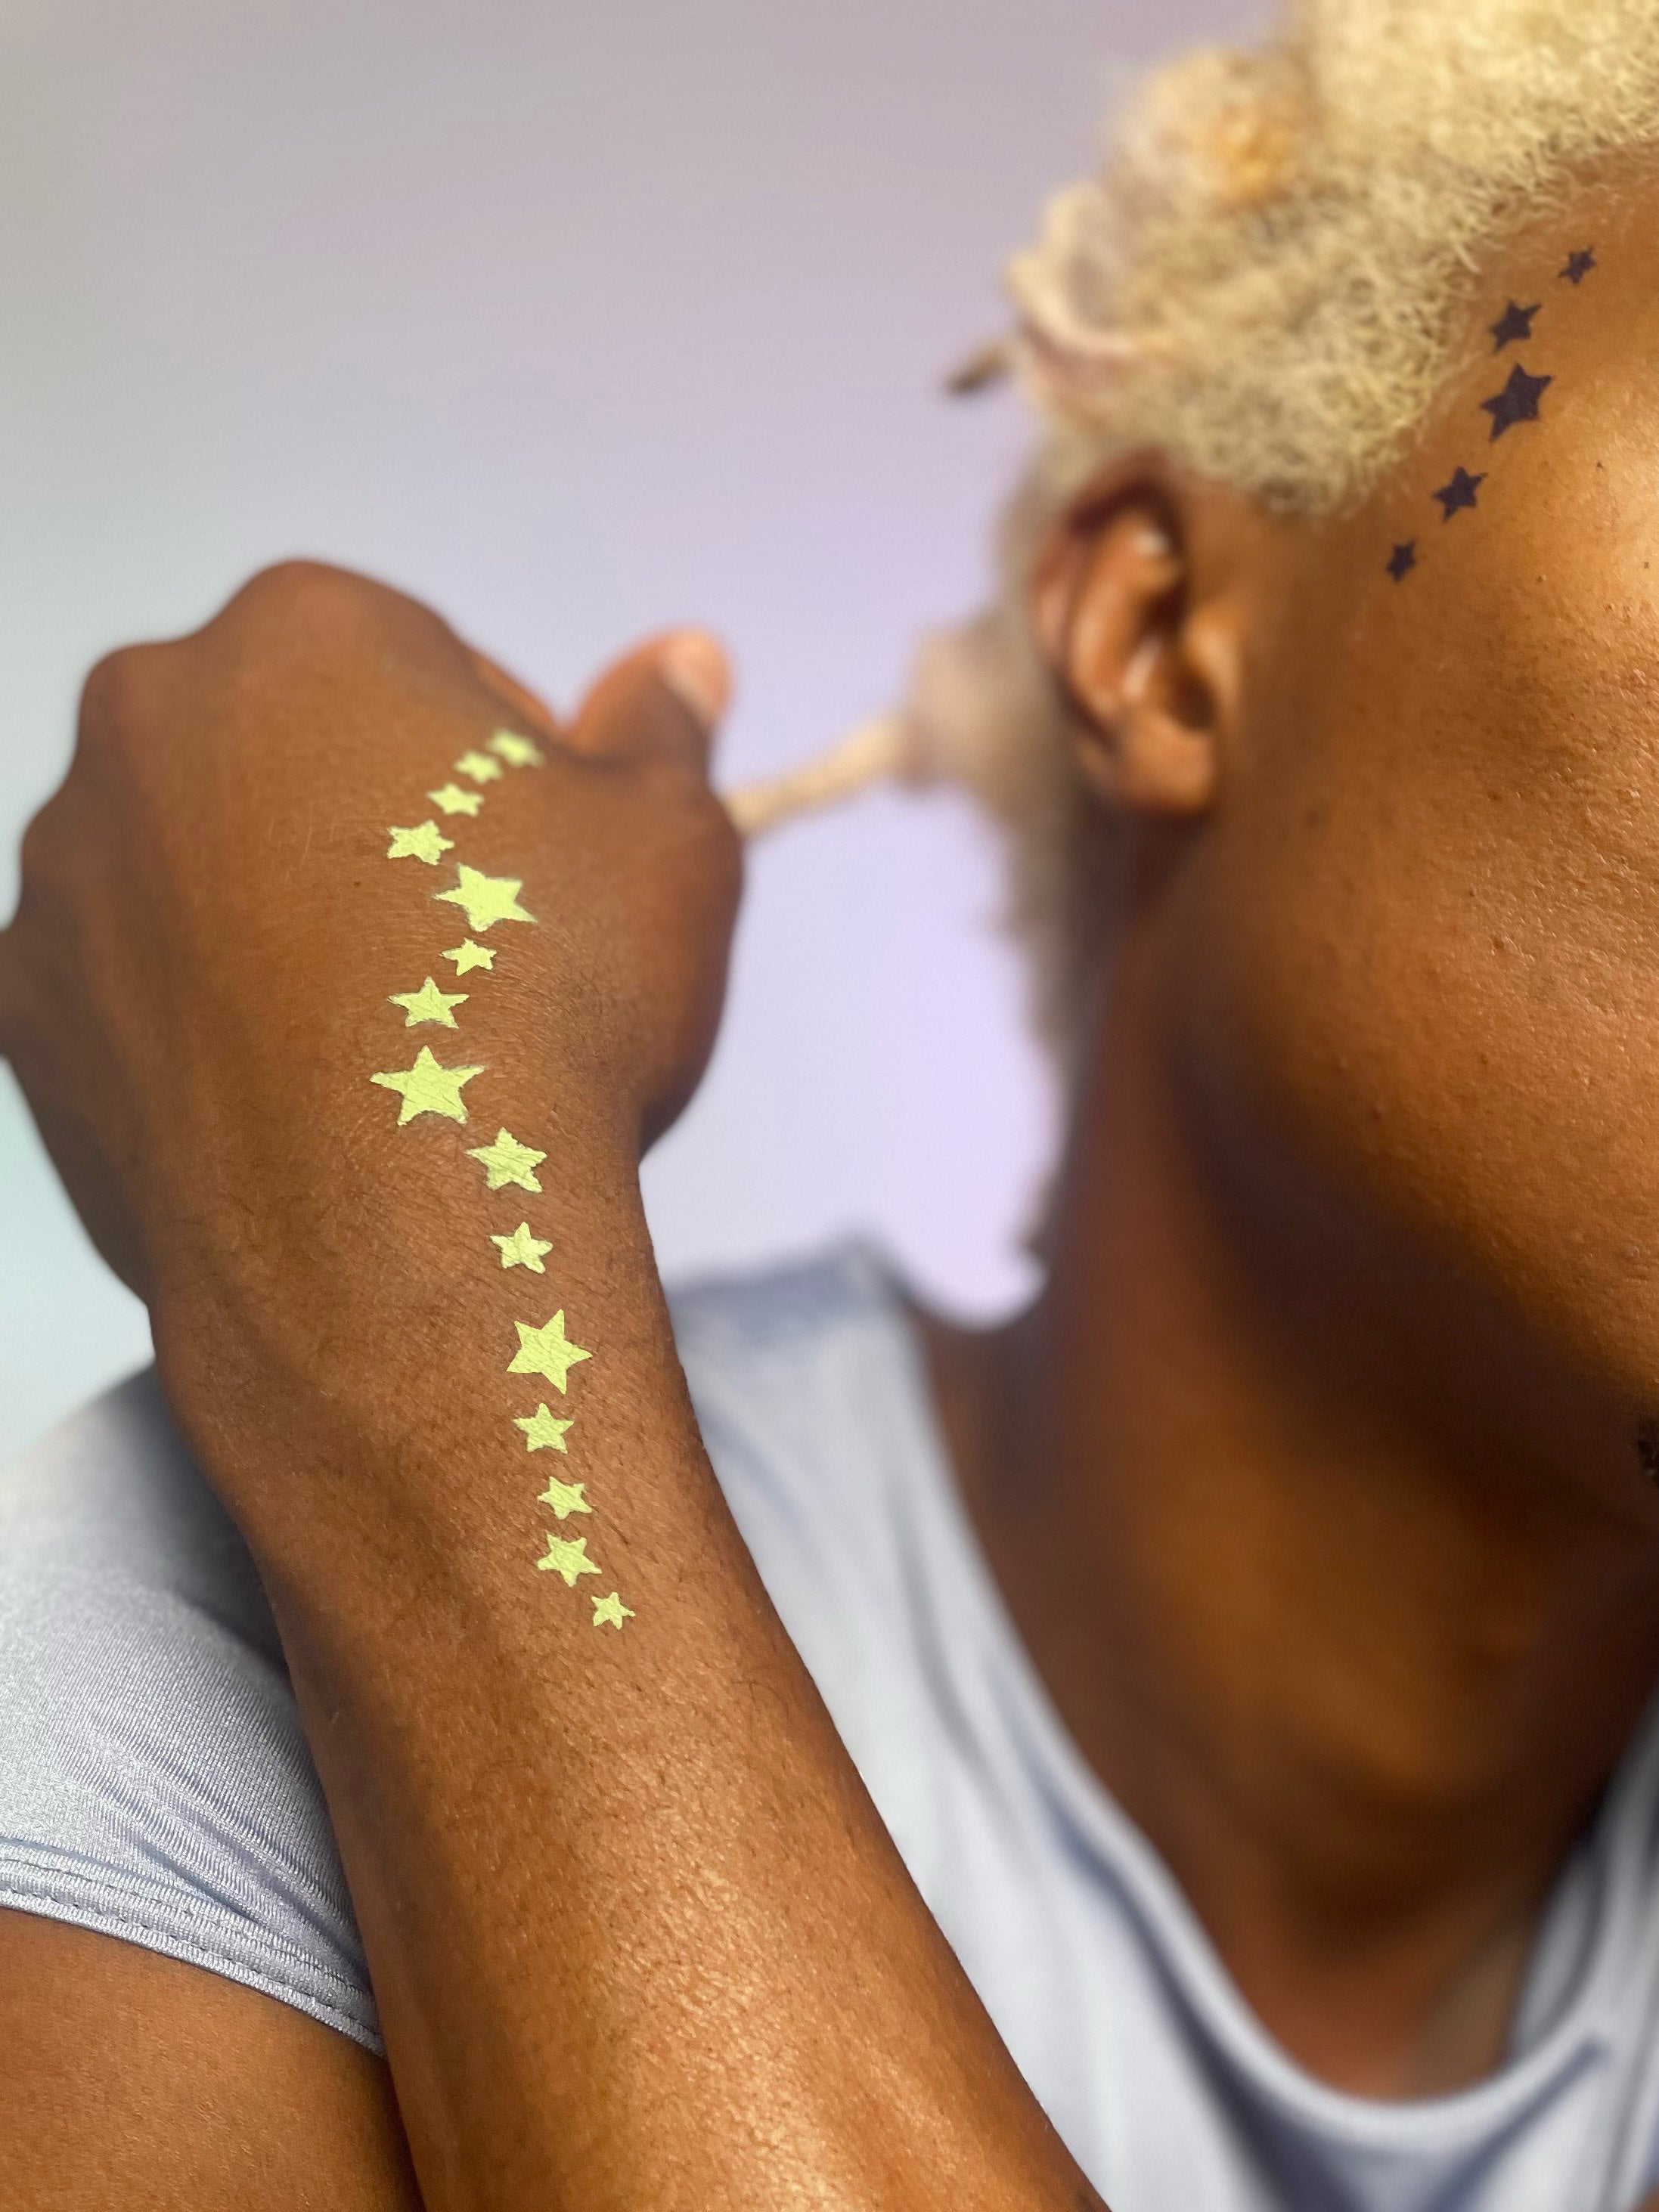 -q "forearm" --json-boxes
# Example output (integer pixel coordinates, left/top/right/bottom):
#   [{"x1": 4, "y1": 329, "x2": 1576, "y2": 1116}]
[{"x1": 156, "y1": 1145, "x2": 1095, "y2": 2212}]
